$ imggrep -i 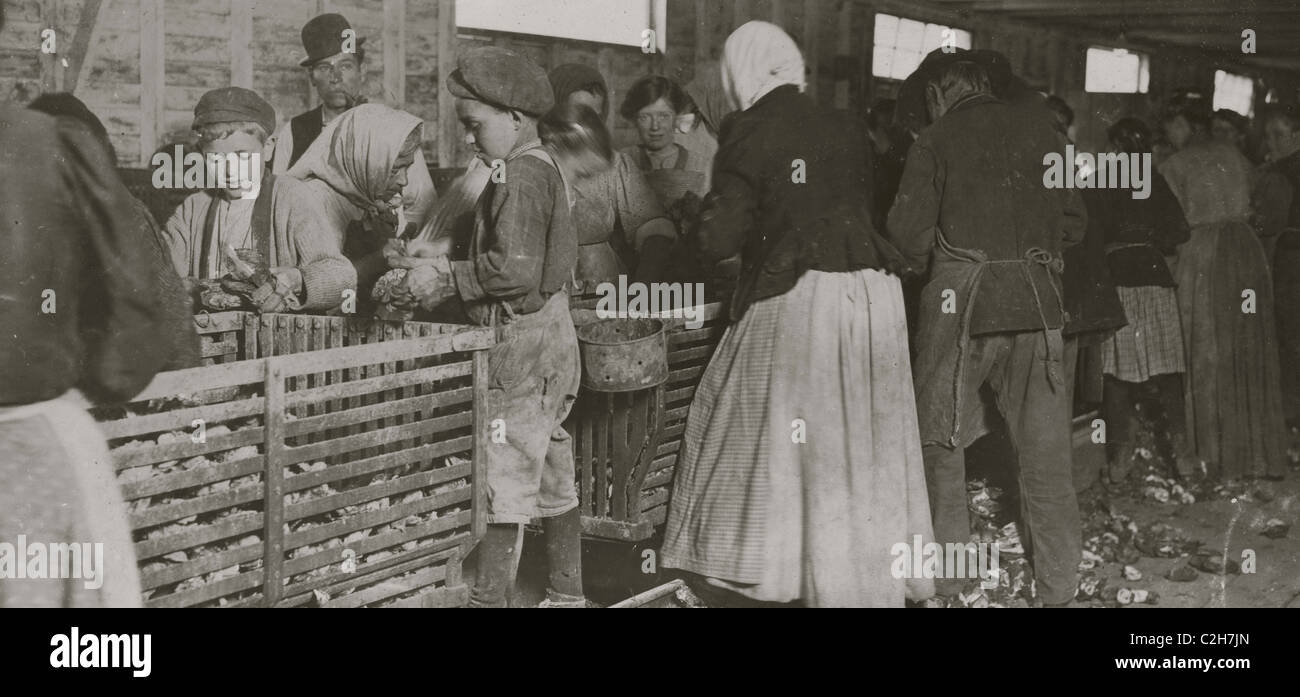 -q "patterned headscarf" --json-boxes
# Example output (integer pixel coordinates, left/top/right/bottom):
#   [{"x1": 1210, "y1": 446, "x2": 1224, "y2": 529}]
[
  {"x1": 288, "y1": 103, "x2": 424, "y2": 211},
  {"x1": 721, "y1": 21, "x2": 806, "y2": 112}
]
